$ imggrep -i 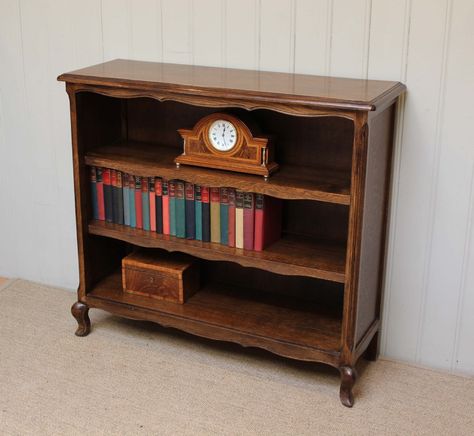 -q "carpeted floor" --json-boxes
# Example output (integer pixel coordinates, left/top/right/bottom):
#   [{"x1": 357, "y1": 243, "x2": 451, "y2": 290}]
[{"x1": 0, "y1": 279, "x2": 473, "y2": 435}]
